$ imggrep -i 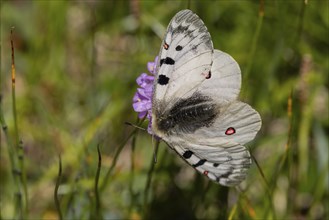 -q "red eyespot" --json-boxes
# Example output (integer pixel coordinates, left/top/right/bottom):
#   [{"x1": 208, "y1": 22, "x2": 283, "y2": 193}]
[
  {"x1": 225, "y1": 127, "x2": 236, "y2": 135},
  {"x1": 205, "y1": 71, "x2": 211, "y2": 79},
  {"x1": 203, "y1": 170, "x2": 209, "y2": 176},
  {"x1": 202, "y1": 71, "x2": 211, "y2": 79},
  {"x1": 163, "y1": 43, "x2": 169, "y2": 50}
]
